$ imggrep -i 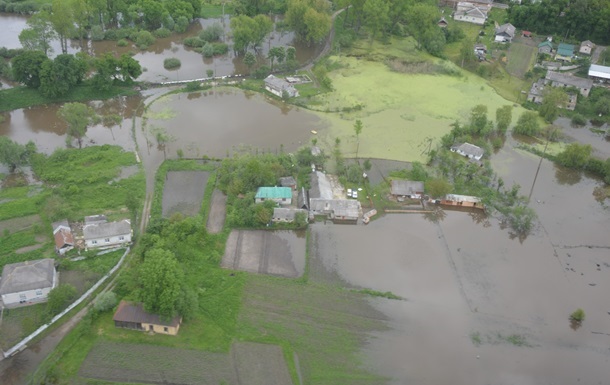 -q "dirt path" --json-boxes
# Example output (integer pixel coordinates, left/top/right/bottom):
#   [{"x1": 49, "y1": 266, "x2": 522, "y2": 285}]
[
  {"x1": 0, "y1": 215, "x2": 40, "y2": 234},
  {"x1": 206, "y1": 189, "x2": 227, "y2": 233},
  {"x1": 301, "y1": 7, "x2": 347, "y2": 71},
  {"x1": 591, "y1": 45, "x2": 606, "y2": 64}
]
